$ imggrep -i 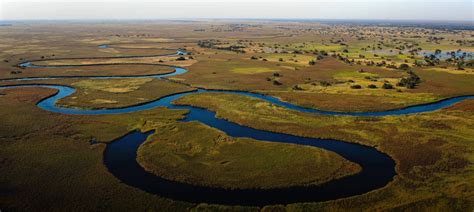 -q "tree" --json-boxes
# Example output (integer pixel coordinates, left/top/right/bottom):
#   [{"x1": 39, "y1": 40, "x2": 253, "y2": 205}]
[
  {"x1": 396, "y1": 71, "x2": 421, "y2": 89},
  {"x1": 350, "y1": 84, "x2": 362, "y2": 89},
  {"x1": 382, "y1": 83, "x2": 393, "y2": 89},
  {"x1": 399, "y1": 63, "x2": 410, "y2": 70}
]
